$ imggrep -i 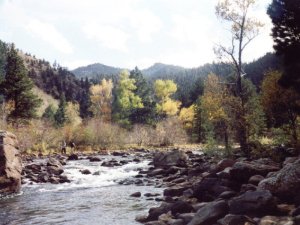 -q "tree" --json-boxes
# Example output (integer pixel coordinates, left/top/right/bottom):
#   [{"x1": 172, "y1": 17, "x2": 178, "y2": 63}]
[
  {"x1": 215, "y1": 0, "x2": 263, "y2": 155},
  {"x1": 201, "y1": 74, "x2": 231, "y2": 149},
  {"x1": 65, "y1": 102, "x2": 82, "y2": 127},
  {"x1": 90, "y1": 79, "x2": 113, "y2": 122},
  {"x1": 54, "y1": 96, "x2": 67, "y2": 127},
  {"x1": 154, "y1": 79, "x2": 181, "y2": 117},
  {"x1": 113, "y1": 70, "x2": 143, "y2": 127},
  {"x1": 261, "y1": 70, "x2": 300, "y2": 144},
  {"x1": 1, "y1": 44, "x2": 41, "y2": 123},
  {"x1": 267, "y1": 0, "x2": 300, "y2": 92},
  {"x1": 129, "y1": 67, "x2": 157, "y2": 125},
  {"x1": 42, "y1": 104, "x2": 56, "y2": 123}
]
